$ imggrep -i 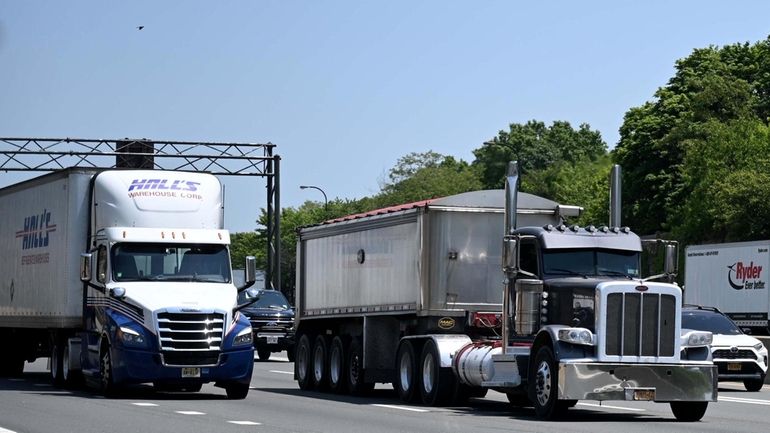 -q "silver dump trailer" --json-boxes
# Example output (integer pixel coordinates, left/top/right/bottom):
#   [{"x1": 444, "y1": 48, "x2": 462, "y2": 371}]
[{"x1": 293, "y1": 164, "x2": 717, "y2": 422}]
